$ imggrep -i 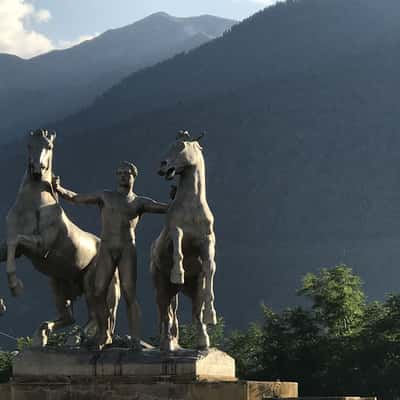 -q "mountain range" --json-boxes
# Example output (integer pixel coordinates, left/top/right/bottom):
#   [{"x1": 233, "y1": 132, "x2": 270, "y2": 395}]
[
  {"x1": 0, "y1": 12, "x2": 235, "y2": 143},
  {"x1": 2, "y1": 0, "x2": 400, "y2": 342}
]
